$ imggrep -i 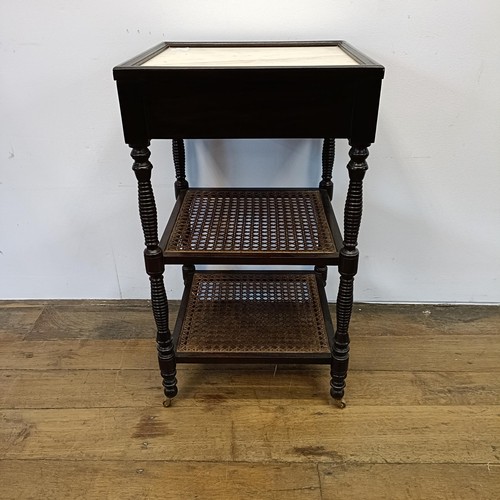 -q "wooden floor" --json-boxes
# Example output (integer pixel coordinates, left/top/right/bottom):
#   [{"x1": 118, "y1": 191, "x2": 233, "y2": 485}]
[{"x1": 1, "y1": 301, "x2": 499, "y2": 499}]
